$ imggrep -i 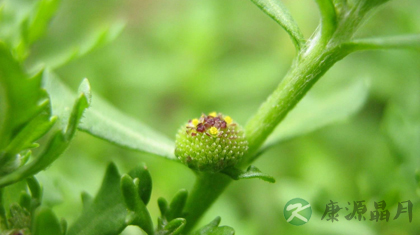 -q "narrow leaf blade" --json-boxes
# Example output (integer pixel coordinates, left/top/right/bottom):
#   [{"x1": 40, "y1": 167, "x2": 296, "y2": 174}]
[
  {"x1": 158, "y1": 218, "x2": 186, "y2": 235},
  {"x1": 43, "y1": 70, "x2": 177, "y2": 160},
  {"x1": 32, "y1": 206, "x2": 63, "y2": 235},
  {"x1": 222, "y1": 166, "x2": 275, "y2": 183},
  {"x1": 67, "y1": 163, "x2": 127, "y2": 235},
  {"x1": 251, "y1": 0, "x2": 305, "y2": 50},
  {"x1": 193, "y1": 217, "x2": 235, "y2": 235},
  {"x1": 128, "y1": 164, "x2": 152, "y2": 205},
  {"x1": 166, "y1": 189, "x2": 188, "y2": 221}
]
